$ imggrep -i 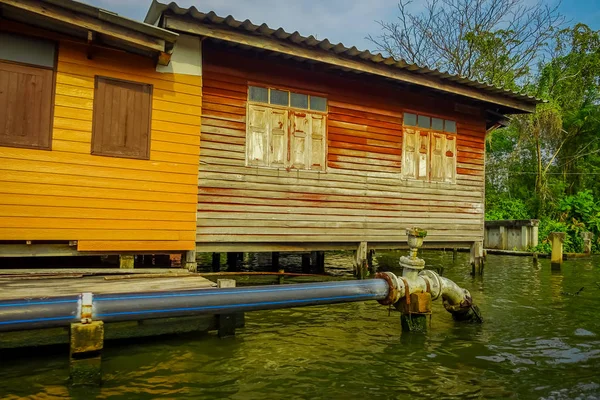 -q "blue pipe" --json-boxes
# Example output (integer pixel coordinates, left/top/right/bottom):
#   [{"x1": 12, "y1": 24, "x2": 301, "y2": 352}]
[{"x1": 0, "y1": 279, "x2": 389, "y2": 332}]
